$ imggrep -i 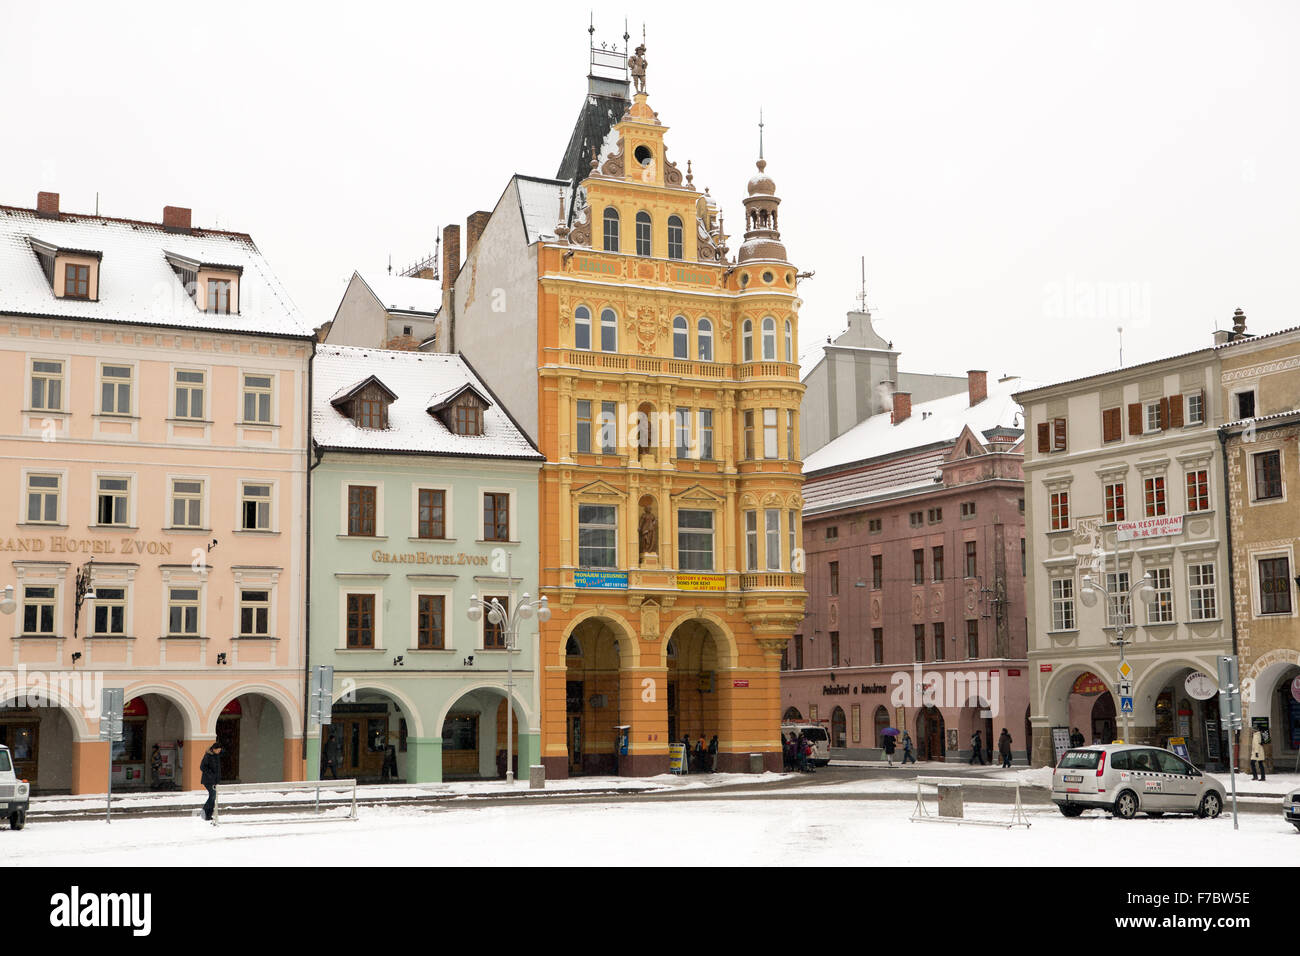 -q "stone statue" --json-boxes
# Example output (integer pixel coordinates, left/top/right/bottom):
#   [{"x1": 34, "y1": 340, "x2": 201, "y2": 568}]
[
  {"x1": 638, "y1": 503, "x2": 658, "y2": 556},
  {"x1": 628, "y1": 44, "x2": 647, "y2": 94}
]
